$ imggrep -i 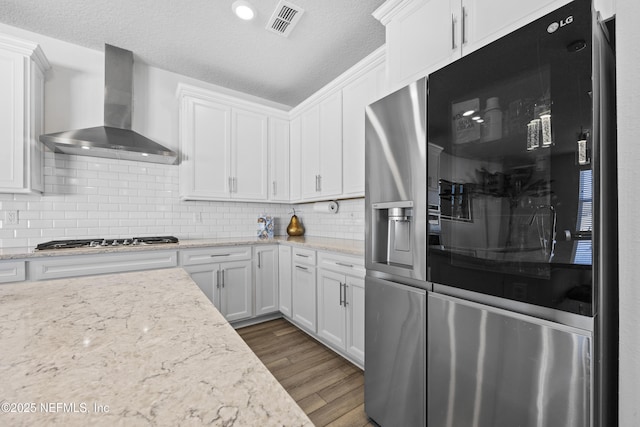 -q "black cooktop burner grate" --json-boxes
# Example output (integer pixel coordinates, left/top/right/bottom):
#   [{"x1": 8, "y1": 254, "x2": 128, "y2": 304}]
[{"x1": 35, "y1": 236, "x2": 179, "y2": 250}]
